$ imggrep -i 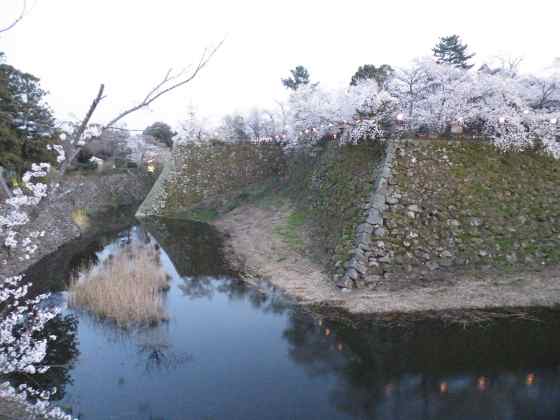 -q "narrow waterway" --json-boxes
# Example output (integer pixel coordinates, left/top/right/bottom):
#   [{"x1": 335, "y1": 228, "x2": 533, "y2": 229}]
[{"x1": 20, "y1": 217, "x2": 560, "y2": 420}]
